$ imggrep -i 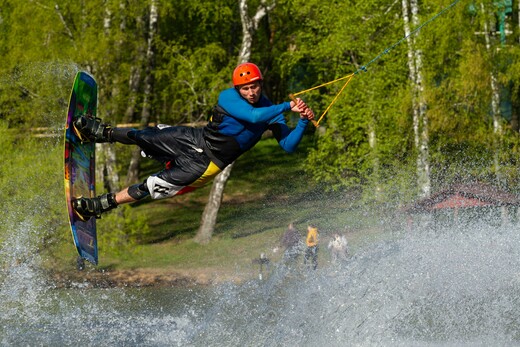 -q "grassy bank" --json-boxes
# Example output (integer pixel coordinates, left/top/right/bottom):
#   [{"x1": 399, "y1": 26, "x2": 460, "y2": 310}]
[{"x1": 47, "y1": 133, "x2": 400, "y2": 281}]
